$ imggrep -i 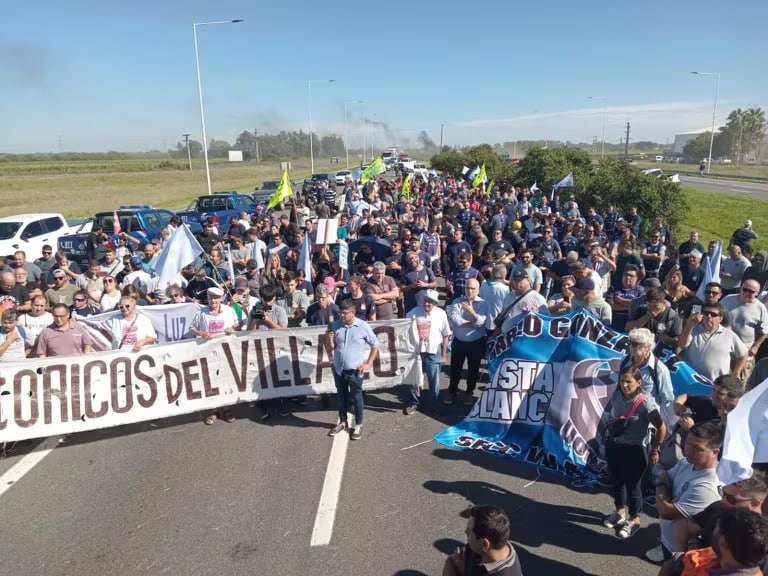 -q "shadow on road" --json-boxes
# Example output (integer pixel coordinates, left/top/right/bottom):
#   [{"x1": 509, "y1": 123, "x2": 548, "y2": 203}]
[{"x1": 424, "y1": 478, "x2": 656, "y2": 569}]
